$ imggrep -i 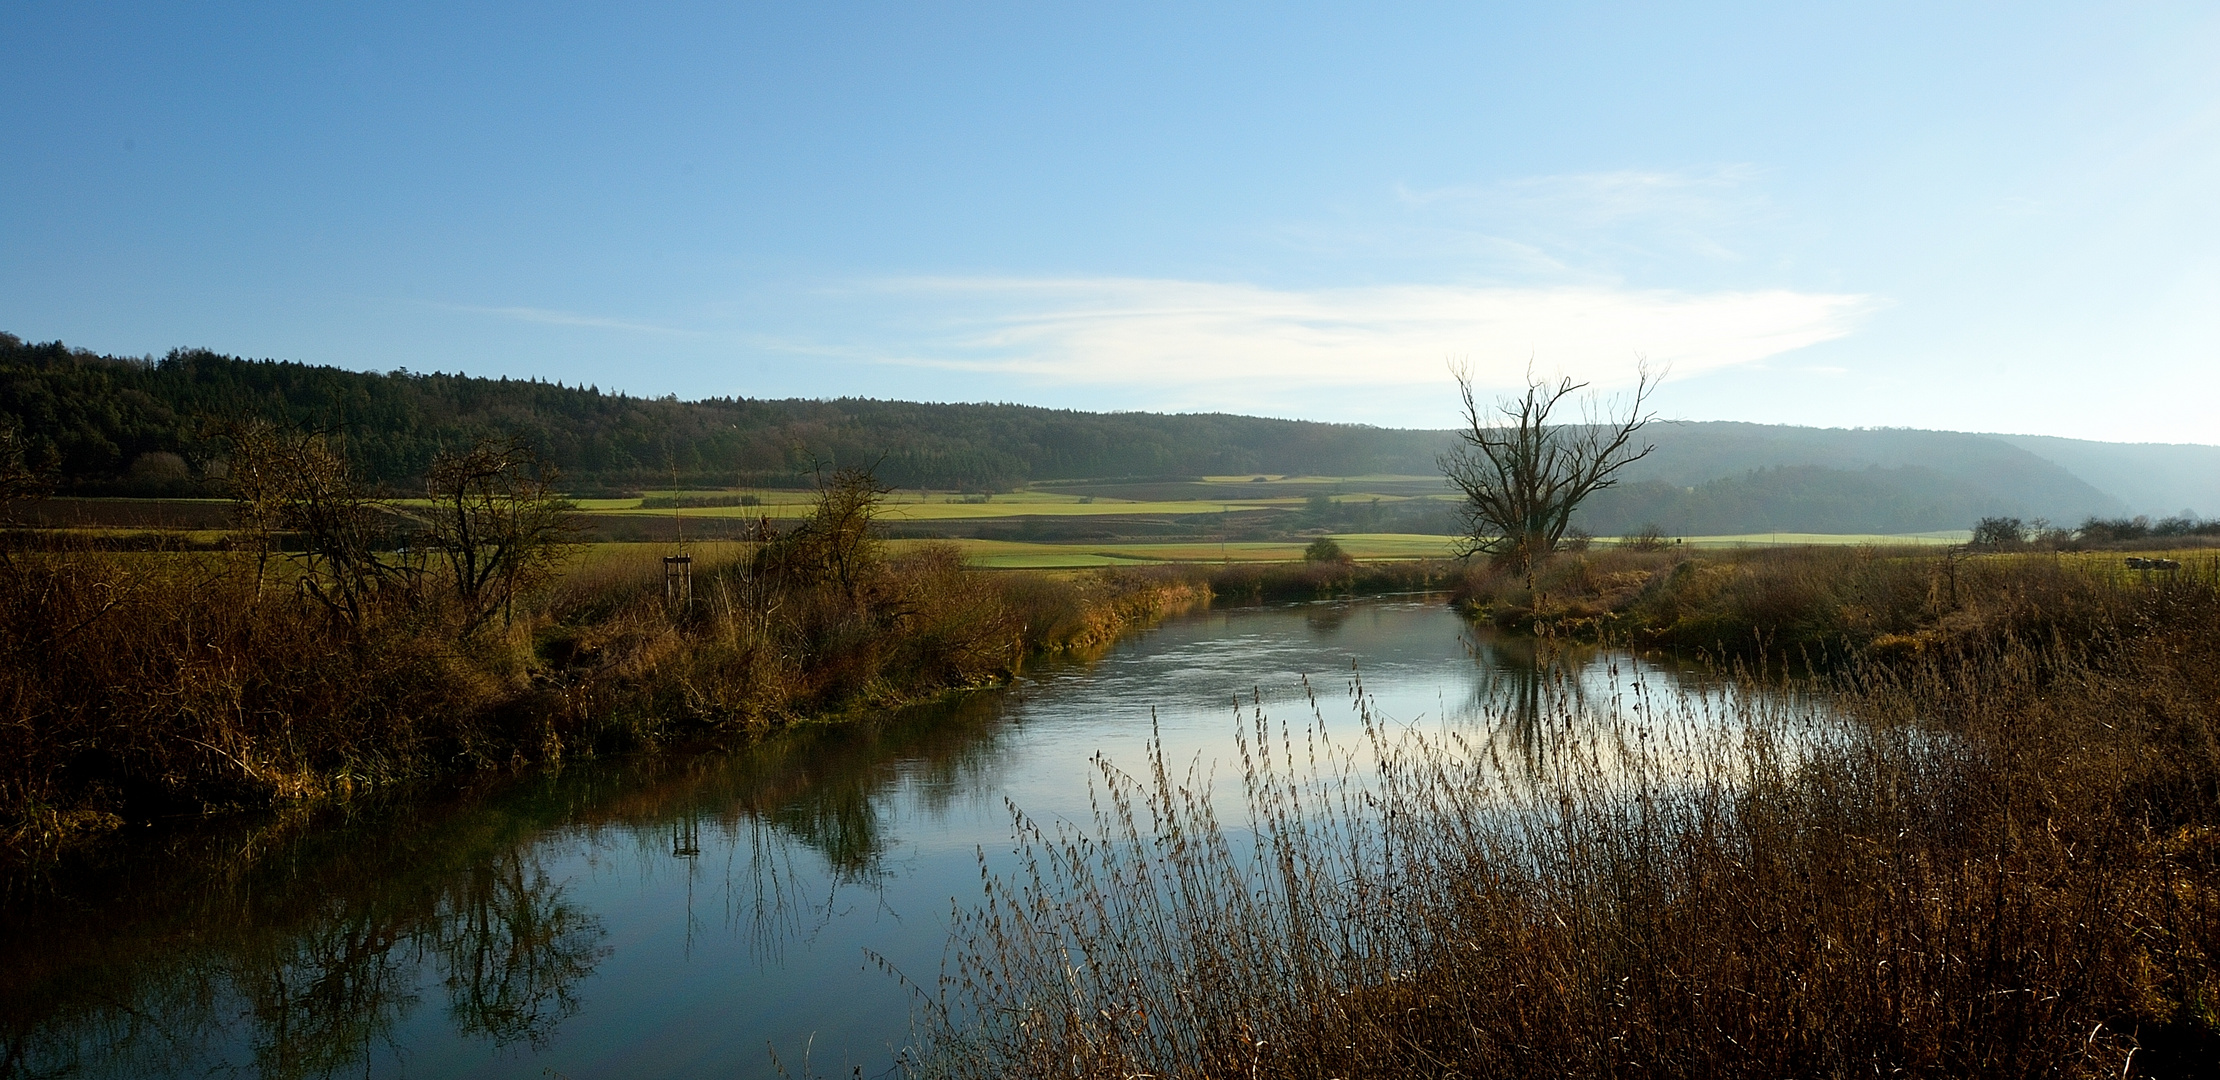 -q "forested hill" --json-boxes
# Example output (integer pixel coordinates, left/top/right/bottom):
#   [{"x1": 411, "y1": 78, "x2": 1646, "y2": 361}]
[
  {"x1": 0, "y1": 333, "x2": 2204, "y2": 533},
  {"x1": 0, "y1": 334, "x2": 1444, "y2": 492}
]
